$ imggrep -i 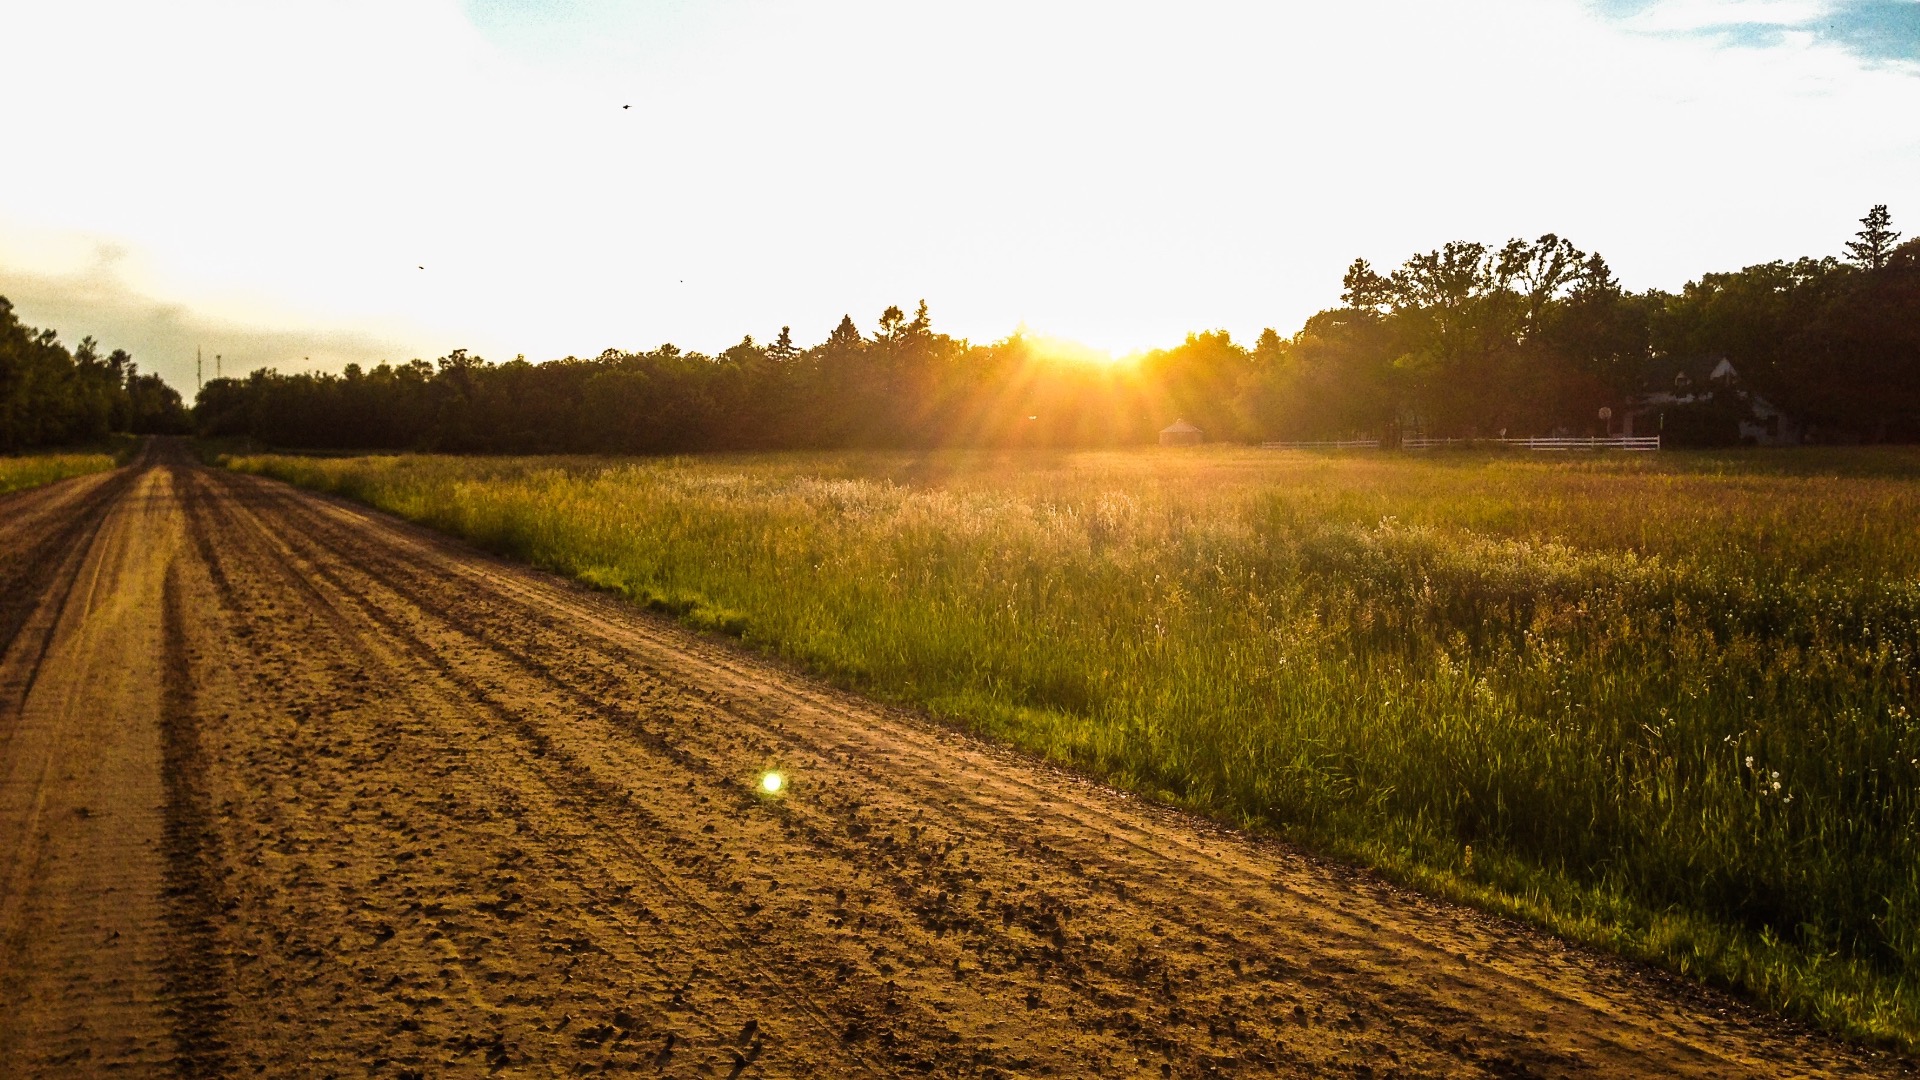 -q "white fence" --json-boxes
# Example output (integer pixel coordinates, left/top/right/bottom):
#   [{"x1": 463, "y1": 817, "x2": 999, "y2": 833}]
[
  {"x1": 1399, "y1": 435, "x2": 1661, "y2": 451},
  {"x1": 1259, "y1": 438, "x2": 1382, "y2": 450},
  {"x1": 1260, "y1": 435, "x2": 1662, "y2": 452}
]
